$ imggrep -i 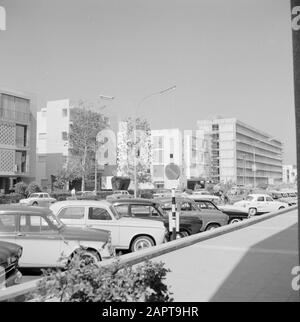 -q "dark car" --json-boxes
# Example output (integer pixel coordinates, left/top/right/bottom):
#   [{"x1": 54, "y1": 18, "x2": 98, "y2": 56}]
[
  {"x1": 155, "y1": 197, "x2": 229, "y2": 231},
  {"x1": 0, "y1": 241, "x2": 22, "y2": 288},
  {"x1": 108, "y1": 198, "x2": 203, "y2": 238}
]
